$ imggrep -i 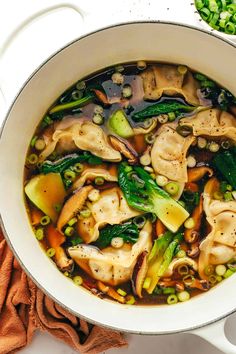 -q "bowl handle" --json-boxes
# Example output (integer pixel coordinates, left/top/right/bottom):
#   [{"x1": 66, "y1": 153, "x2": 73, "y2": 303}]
[
  {"x1": 190, "y1": 318, "x2": 236, "y2": 354},
  {"x1": 0, "y1": 2, "x2": 92, "y2": 111}
]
